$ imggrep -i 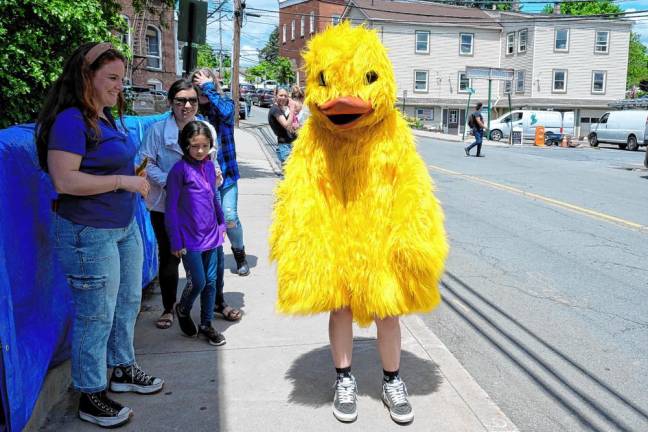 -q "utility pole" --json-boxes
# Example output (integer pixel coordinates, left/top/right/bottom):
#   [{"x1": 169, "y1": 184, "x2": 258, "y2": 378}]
[{"x1": 232, "y1": 0, "x2": 242, "y2": 127}]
